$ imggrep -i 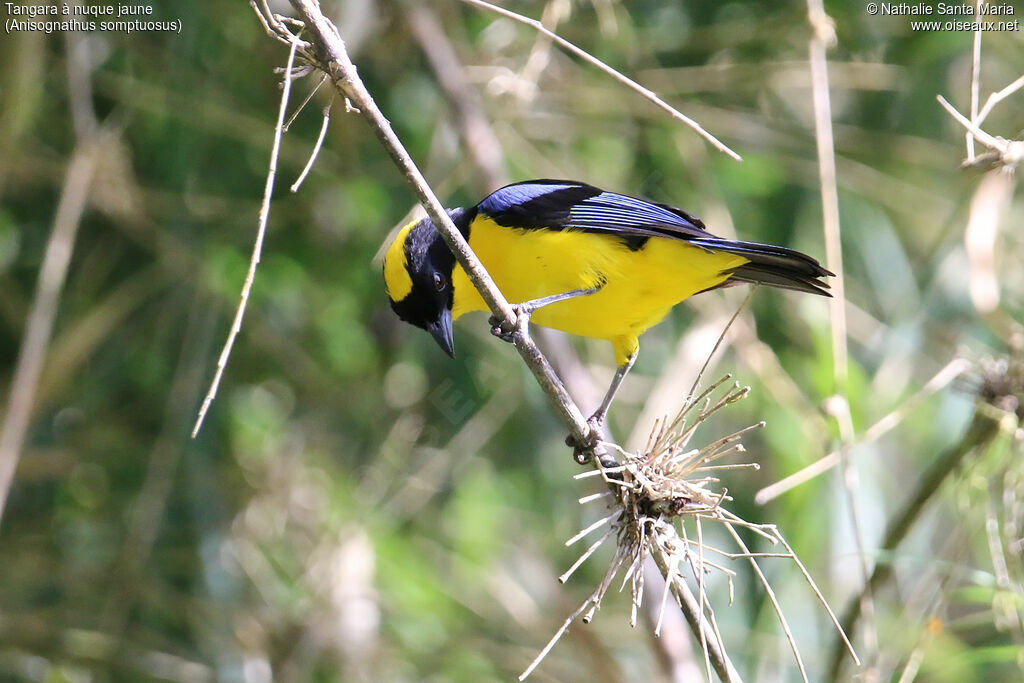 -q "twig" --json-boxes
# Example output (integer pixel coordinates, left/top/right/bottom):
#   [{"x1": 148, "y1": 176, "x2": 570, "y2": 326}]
[
  {"x1": 804, "y1": 10, "x2": 875, "y2": 660},
  {"x1": 723, "y1": 522, "x2": 808, "y2": 683},
  {"x1": 559, "y1": 529, "x2": 612, "y2": 583},
  {"x1": 0, "y1": 144, "x2": 99, "y2": 523},
  {"x1": 685, "y1": 287, "x2": 756, "y2": 404},
  {"x1": 774, "y1": 529, "x2": 859, "y2": 667},
  {"x1": 291, "y1": 103, "x2": 332, "y2": 192},
  {"x1": 457, "y1": 0, "x2": 743, "y2": 162},
  {"x1": 976, "y1": 74, "x2": 1024, "y2": 126},
  {"x1": 965, "y1": 170, "x2": 1014, "y2": 314},
  {"x1": 652, "y1": 540, "x2": 742, "y2": 682},
  {"x1": 519, "y1": 596, "x2": 595, "y2": 681},
  {"x1": 828, "y1": 401, "x2": 1009, "y2": 679},
  {"x1": 806, "y1": 0, "x2": 848, "y2": 392},
  {"x1": 0, "y1": 28, "x2": 103, "y2": 523},
  {"x1": 626, "y1": 310, "x2": 735, "y2": 452},
  {"x1": 827, "y1": 393, "x2": 878, "y2": 664},
  {"x1": 642, "y1": 558, "x2": 704, "y2": 683},
  {"x1": 967, "y1": 0, "x2": 983, "y2": 162},
  {"x1": 284, "y1": 74, "x2": 327, "y2": 131},
  {"x1": 513, "y1": 0, "x2": 565, "y2": 102},
  {"x1": 936, "y1": 95, "x2": 1007, "y2": 154},
  {"x1": 191, "y1": 35, "x2": 301, "y2": 438},
  {"x1": 755, "y1": 358, "x2": 971, "y2": 503}
]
